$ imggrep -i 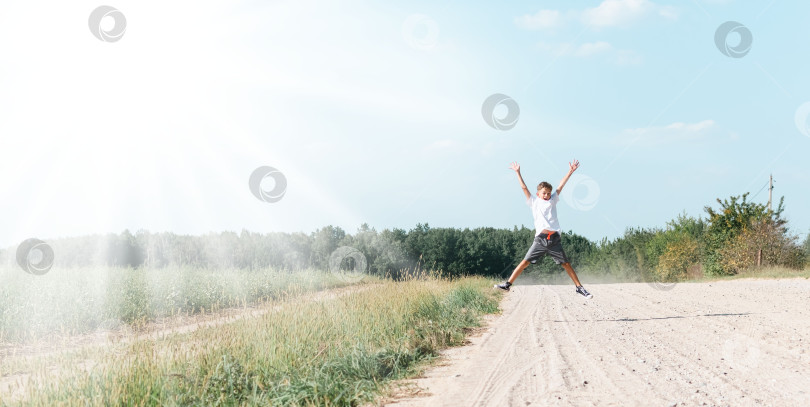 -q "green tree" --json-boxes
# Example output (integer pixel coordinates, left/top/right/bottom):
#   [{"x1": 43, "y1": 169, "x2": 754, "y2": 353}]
[
  {"x1": 108, "y1": 229, "x2": 144, "y2": 267},
  {"x1": 583, "y1": 227, "x2": 656, "y2": 281},
  {"x1": 703, "y1": 193, "x2": 785, "y2": 275},
  {"x1": 719, "y1": 219, "x2": 805, "y2": 272},
  {"x1": 655, "y1": 235, "x2": 701, "y2": 282},
  {"x1": 644, "y1": 213, "x2": 706, "y2": 282},
  {"x1": 310, "y1": 226, "x2": 346, "y2": 270}
]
